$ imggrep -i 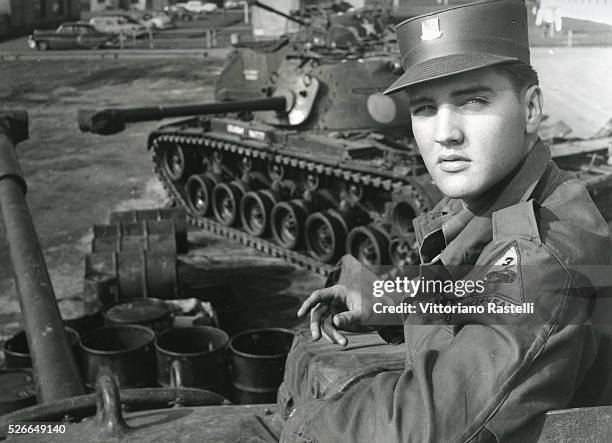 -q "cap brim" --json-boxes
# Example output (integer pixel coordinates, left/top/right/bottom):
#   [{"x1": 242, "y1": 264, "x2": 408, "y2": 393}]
[{"x1": 383, "y1": 53, "x2": 520, "y2": 95}]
